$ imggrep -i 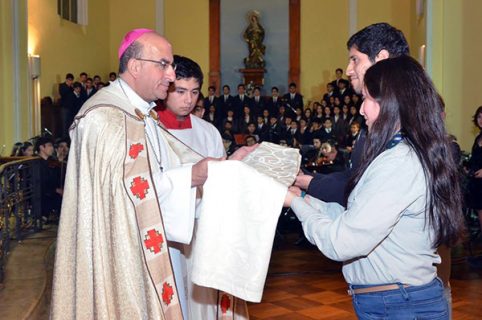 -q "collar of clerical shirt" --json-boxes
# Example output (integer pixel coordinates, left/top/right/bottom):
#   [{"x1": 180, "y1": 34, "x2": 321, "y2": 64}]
[
  {"x1": 118, "y1": 78, "x2": 155, "y2": 115},
  {"x1": 158, "y1": 107, "x2": 192, "y2": 129}
]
